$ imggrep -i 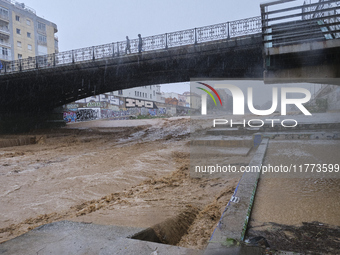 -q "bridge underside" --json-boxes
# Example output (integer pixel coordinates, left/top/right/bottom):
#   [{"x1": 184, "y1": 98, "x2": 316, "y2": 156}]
[
  {"x1": 264, "y1": 39, "x2": 340, "y2": 85},
  {"x1": 0, "y1": 35, "x2": 263, "y2": 115}
]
